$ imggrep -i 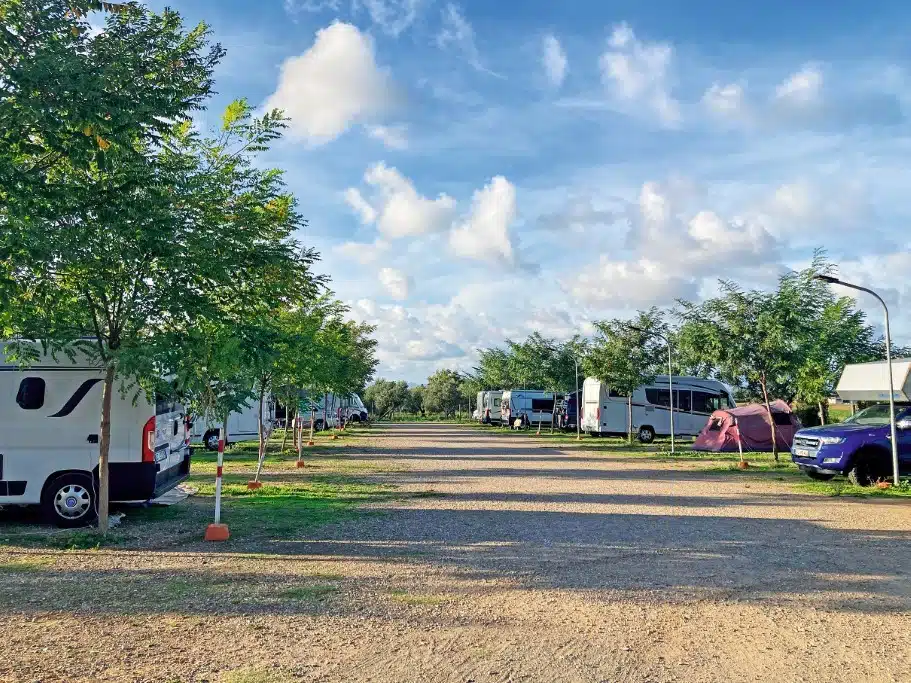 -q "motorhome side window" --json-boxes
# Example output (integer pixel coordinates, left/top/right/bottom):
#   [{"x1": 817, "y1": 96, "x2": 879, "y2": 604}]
[
  {"x1": 645, "y1": 388, "x2": 671, "y2": 407},
  {"x1": 693, "y1": 391, "x2": 723, "y2": 413},
  {"x1": 608, "y1": 388, "x2": 627, "y2": 398},
  {"x1": 16, "y1": 377, "x2": 46, "y2": 410},
  {"x1": 531, "y1": 398, "x2": 555, "y2": 412},
  {"x1": 493, "y1": 399, "x2": 501, "y2": 407}
]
